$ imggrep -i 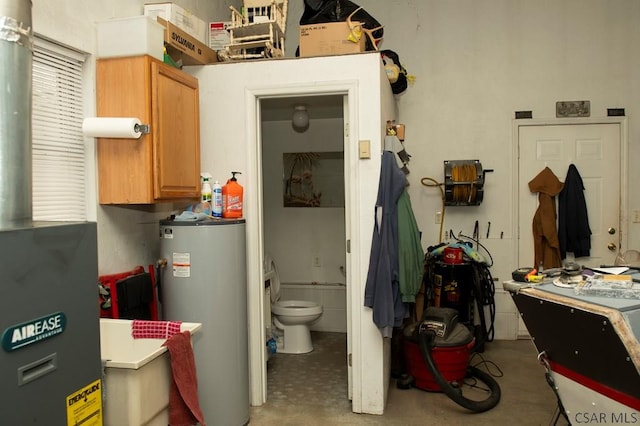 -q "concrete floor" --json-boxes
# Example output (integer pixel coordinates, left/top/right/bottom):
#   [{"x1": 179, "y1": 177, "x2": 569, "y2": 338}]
[{"x1": 249, "y1": 332, "x2": 564, "y2": 425}]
